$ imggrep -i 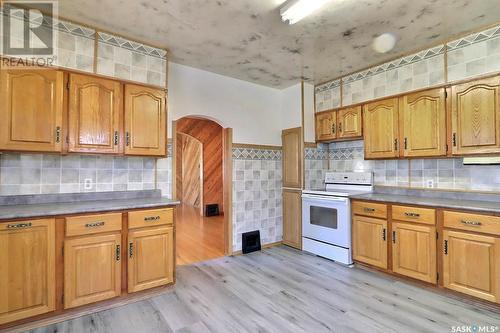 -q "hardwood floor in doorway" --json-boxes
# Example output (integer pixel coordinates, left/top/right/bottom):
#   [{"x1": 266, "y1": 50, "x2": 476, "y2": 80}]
[{"x1": 176, "y1": 204, "x2": 225, "y2": 265}]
